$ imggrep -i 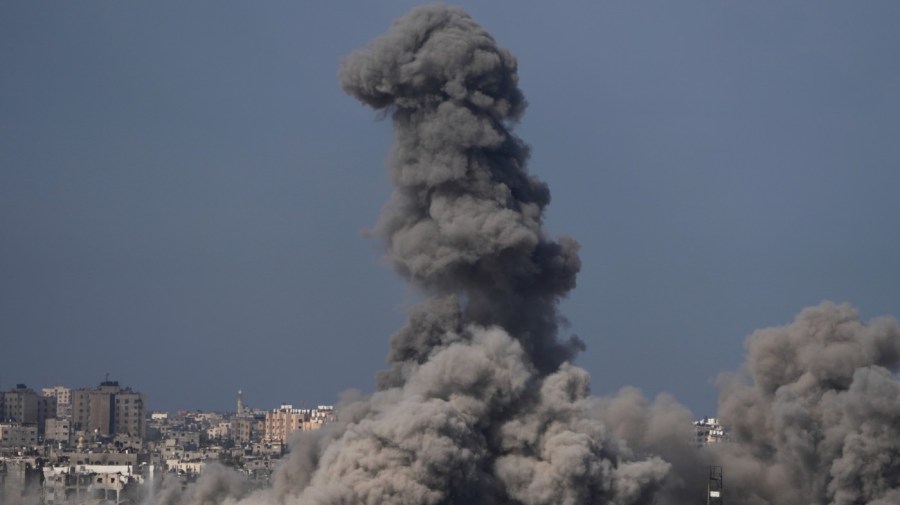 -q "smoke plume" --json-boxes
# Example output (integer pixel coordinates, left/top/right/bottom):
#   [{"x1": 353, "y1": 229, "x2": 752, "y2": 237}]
[
  {"x1": 712, "y1": 302, "x2": 900, "y2": 505},
  {"x1": 260, "y1": 6, "x2": 669, "y2": 504},
  {"x1": 145, "y1": 5, "x2": 900, "y2": 505},
  {"x1": 339, "y1": 3, "x2": 584, "y2": 380}
]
